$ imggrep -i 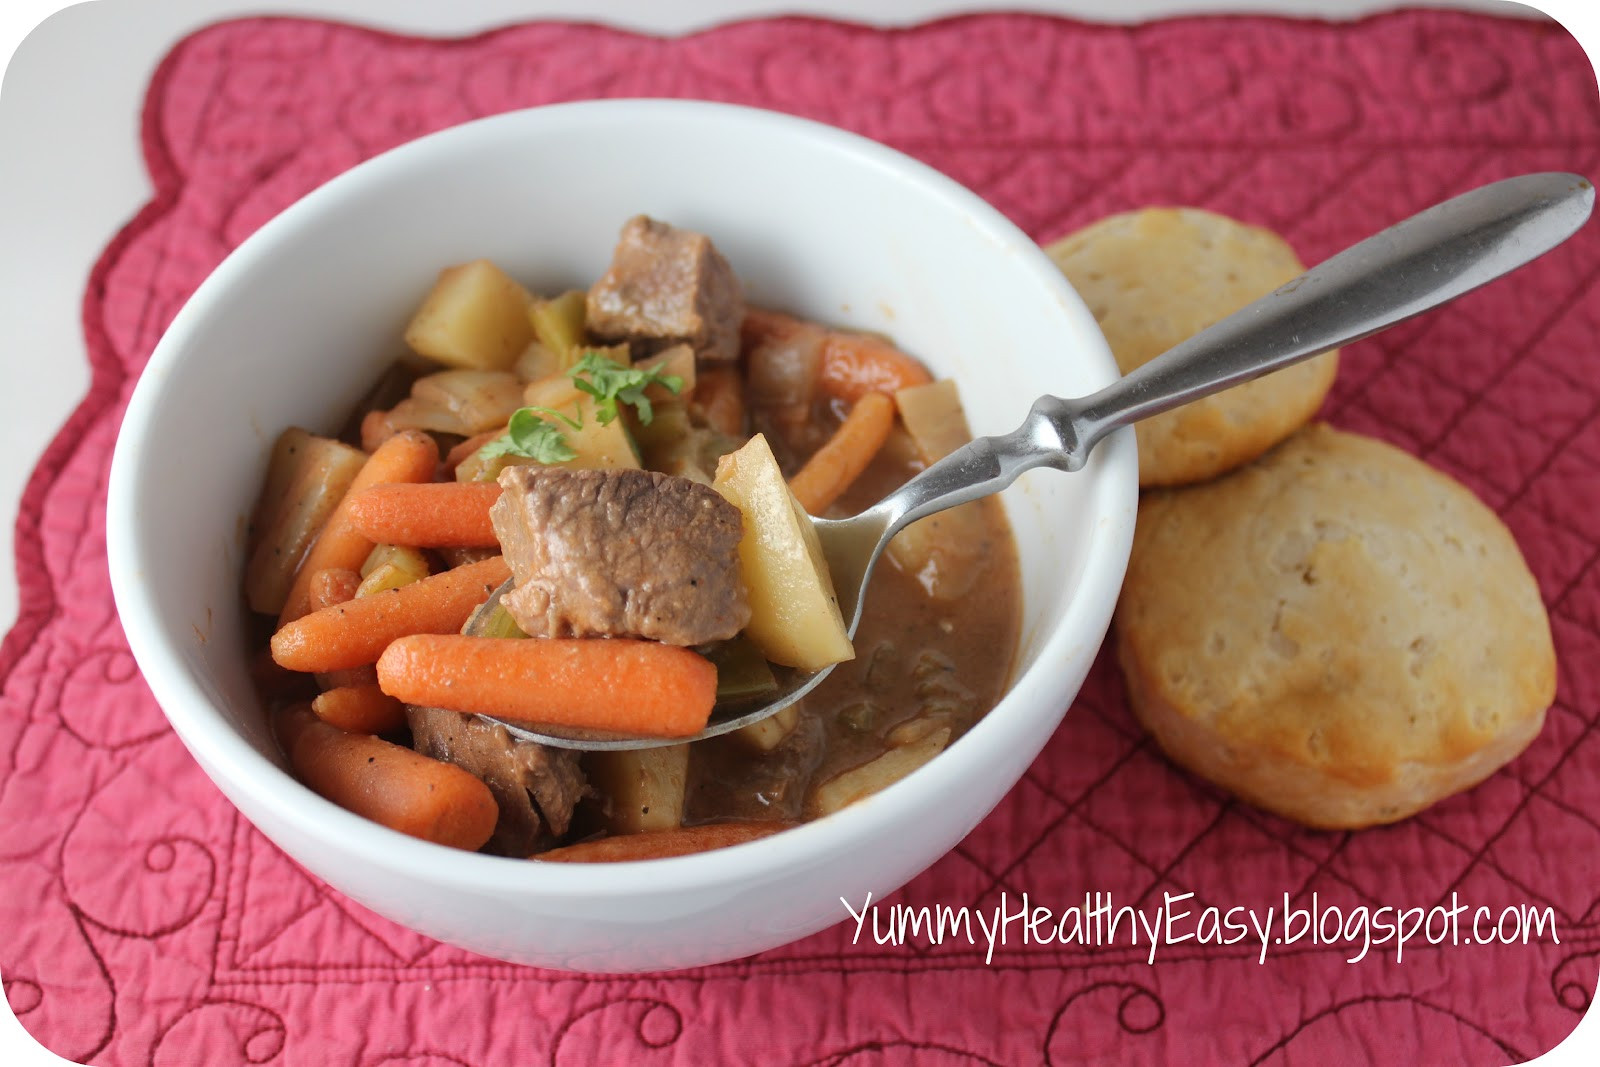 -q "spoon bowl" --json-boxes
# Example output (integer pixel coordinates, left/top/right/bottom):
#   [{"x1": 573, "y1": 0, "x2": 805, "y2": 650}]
[{"x1": 495, "y1": 170, "x2": 1594, "y2": 751}]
